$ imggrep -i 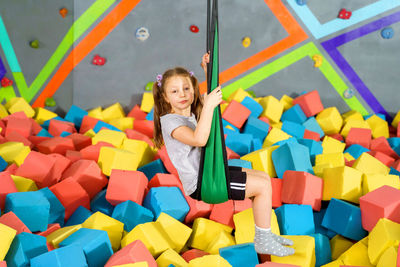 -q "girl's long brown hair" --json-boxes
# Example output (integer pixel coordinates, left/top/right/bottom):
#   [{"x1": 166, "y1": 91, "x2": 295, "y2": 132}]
[{"x1": 153, "y1": 67, "x2": 203, "y2": 149}]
